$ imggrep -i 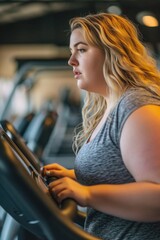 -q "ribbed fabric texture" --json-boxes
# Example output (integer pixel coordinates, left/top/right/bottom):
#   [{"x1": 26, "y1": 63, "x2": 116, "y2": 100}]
[{"x1": 75, "y1": 87, "x2": 160, "y2": 240}]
